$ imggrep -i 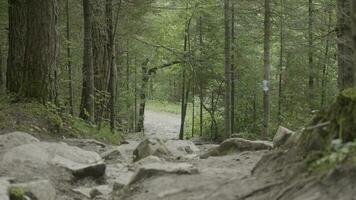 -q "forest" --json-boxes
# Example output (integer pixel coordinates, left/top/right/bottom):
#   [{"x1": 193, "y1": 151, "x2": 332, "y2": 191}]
[{"x1": 1, "y1": 0, "x2": 356, "y2": 200}]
